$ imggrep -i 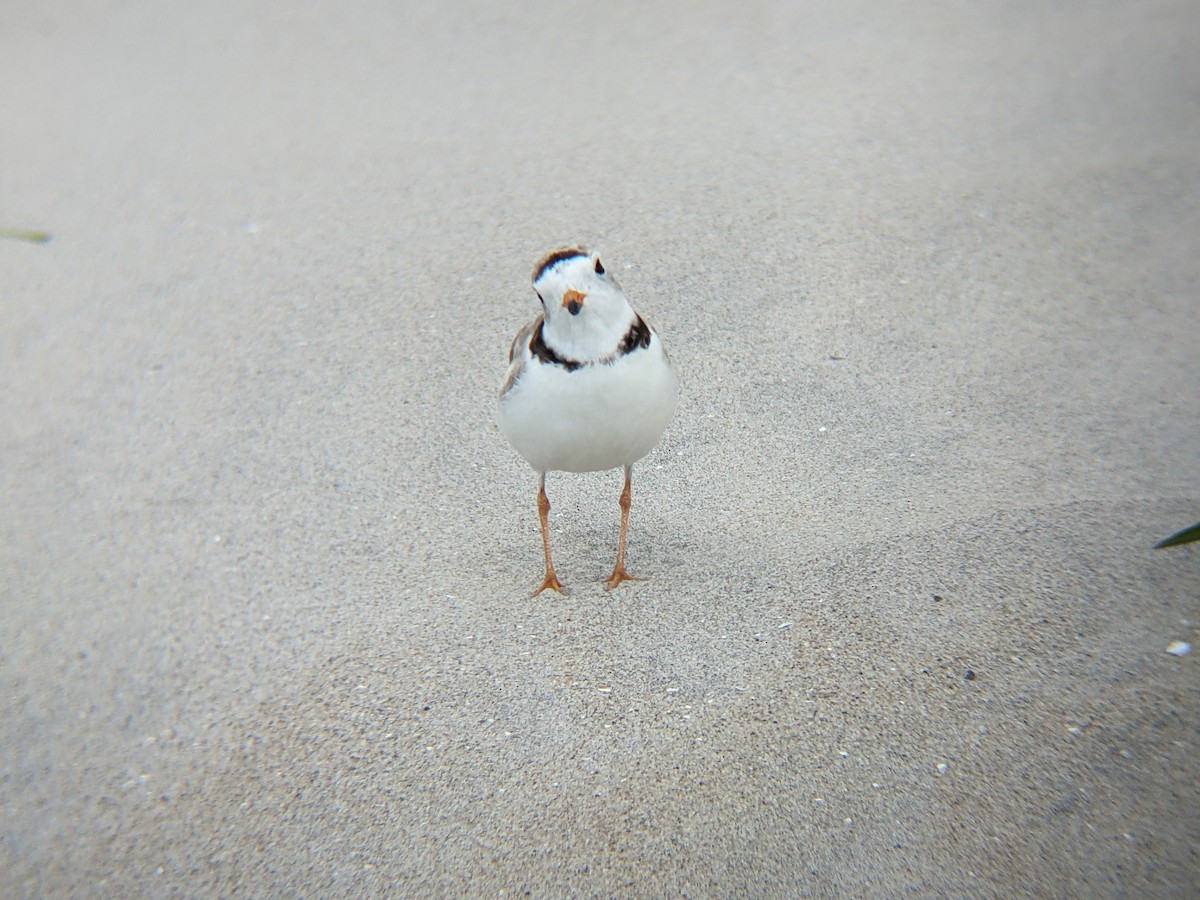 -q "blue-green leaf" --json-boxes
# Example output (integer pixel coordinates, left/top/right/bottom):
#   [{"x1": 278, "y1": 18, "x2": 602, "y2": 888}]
[{"x1": 1155, "y1": 520, "x2": 1200, "y2": 549}]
